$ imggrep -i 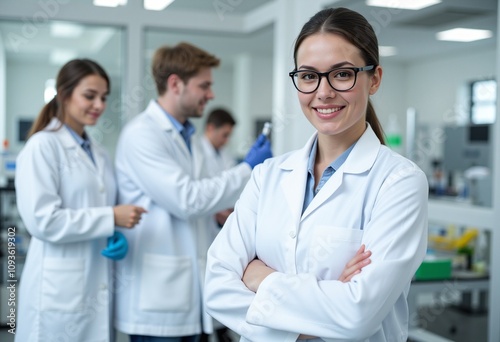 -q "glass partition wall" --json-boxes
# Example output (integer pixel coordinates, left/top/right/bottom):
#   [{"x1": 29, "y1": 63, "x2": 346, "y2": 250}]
[{"x1": 0, "y1": 20, "x2": 125, "y2": 158}]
